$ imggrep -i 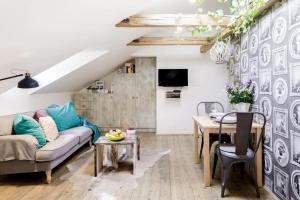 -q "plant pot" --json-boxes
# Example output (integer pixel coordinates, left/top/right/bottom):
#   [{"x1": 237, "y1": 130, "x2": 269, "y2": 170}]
[{"x1": 233, "y1": 103, "x2": 251, "y2": 112}]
